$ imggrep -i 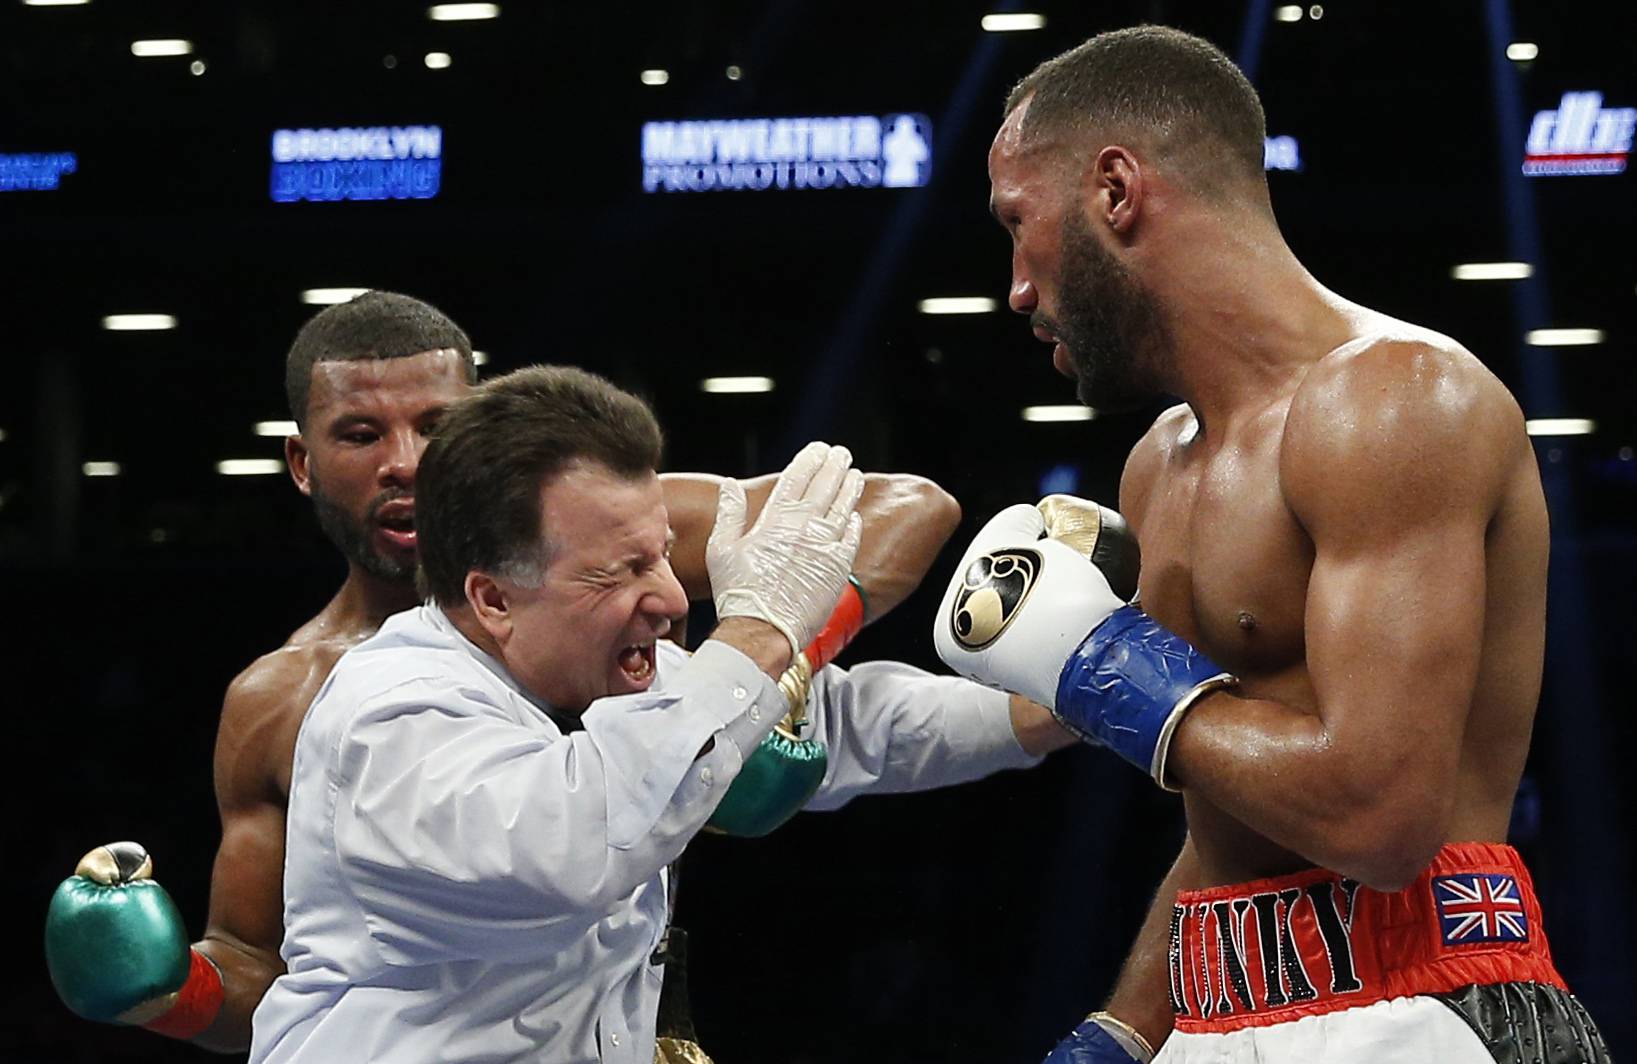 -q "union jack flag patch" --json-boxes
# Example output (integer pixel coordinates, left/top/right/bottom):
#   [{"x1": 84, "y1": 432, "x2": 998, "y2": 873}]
[{"x1": 1433, "y1": 875, "x2": 1529, "y2": 945}]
